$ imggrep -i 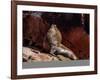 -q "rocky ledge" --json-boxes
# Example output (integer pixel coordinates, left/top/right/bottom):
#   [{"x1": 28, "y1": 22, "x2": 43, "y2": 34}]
[{"x1": 23, "y1": 47, "x2": 71, "y2": 62}]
